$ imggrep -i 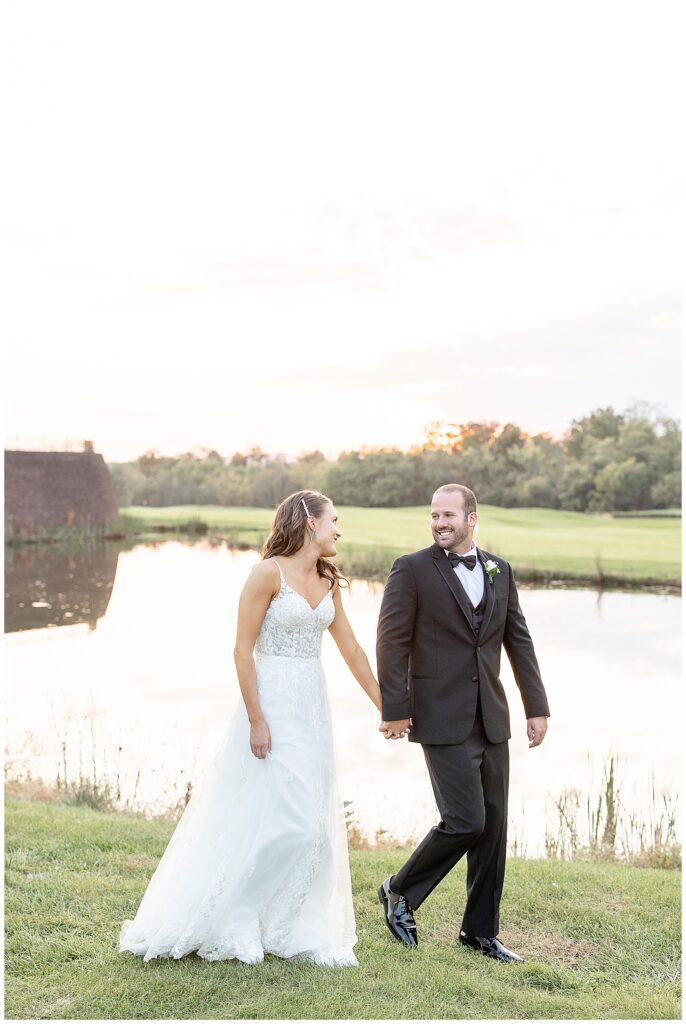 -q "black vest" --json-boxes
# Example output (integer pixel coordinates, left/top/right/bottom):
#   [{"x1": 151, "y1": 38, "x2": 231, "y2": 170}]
[
  {"x1": 470, "y1": 587, "x2": 487, "y2": 637},
  {"x1": 471, "y1": 587, "x2": 487, "y2": 724}
]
